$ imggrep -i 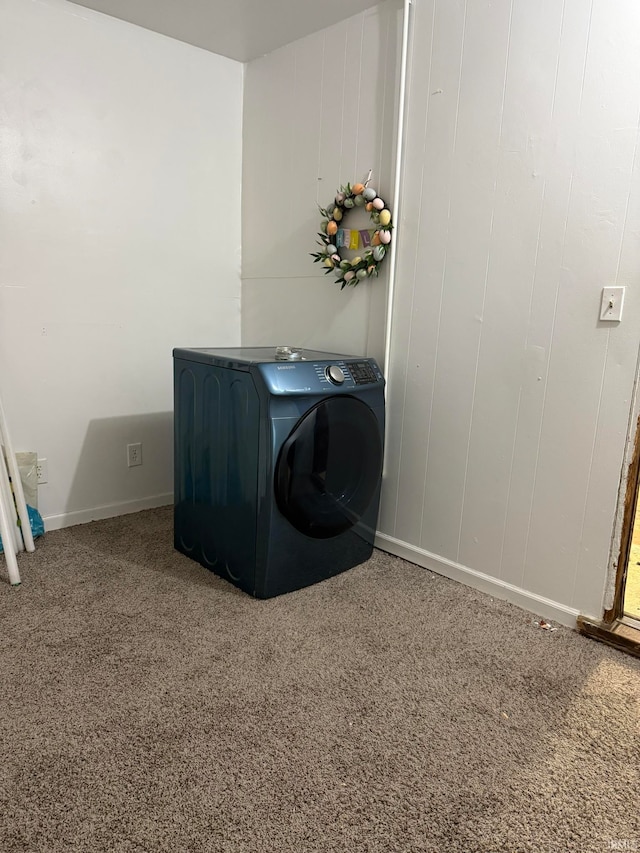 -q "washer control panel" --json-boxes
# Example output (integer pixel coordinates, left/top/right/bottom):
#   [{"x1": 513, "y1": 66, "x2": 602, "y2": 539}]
[{"x1": 258, "y1": 357, "x2": 383, "y2": 395}]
